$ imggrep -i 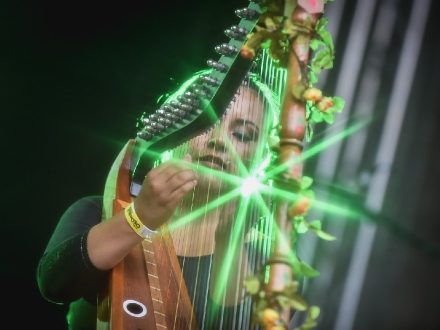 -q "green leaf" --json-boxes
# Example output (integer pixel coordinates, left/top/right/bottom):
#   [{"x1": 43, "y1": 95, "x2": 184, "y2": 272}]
[
  {"x1": 310, "y1": 109, "x2": 323, "y2": 123},
  {"x1": 299, "y1": 261, "x2": 320, "y2": 277},
  {"x1": 304, "y1": 320, "x2": 318, "y2": 329},
  {"x1": 244, "y1": 275, "x2": 260, "y2": 294},
  {"x1": 308, "y1": 220, "x2": 337, "y2": 241},
  {"x1": 260, "y1": 38, "x2": 272, "y2": 49},
  {"x1": 315, "y1": 18, "x2": 328, "y2": 32},
  {"x1": 312, "y1": 49, "x2": 327, "y2": 70},
  {"x1": 309, "y1": 306, "x2": 321, "y2": 320},
  {"x1": 296, "y1": 218, "x2": 309, "y2": 234},
  {"x1": 300, "y1": 176, "x2": 313, "y2": 189},
  {"x1": 290, "y1": 256, "x2": 302, "y2": 275},
  {"x1": 284, "y1": 28, "x2": 299, "y2": 40},
  {"x1": 292, "y1": 83, "x2": 307, "y2": 100},
  {"x1": 303, "y1": 16, "x2": 313, "y2": 29},
  {"x1": 309, "y1": 39, "x2": 323, "y2": 51},
  {"x1": 277, "y1": 295, "x2": 291, "y2": 310},
  {"x1": 284, "y1": 280, "x2": 300, "y2": 296},
  {"x1": 302, "y1": 189, "x2": 315, "y2": 199},
  {"x1": 312, "y1": 48, "x2": 333, "y2": 73},
  {"x1": 309, "y1": 220, "x2": 321, "y2": 230},
  {"x1": 321, "y1": 112, "x2": 335, "y2": 124},
  {"x1": 319, "y1": 30, "x2": 334, "y2": 53},
  {"x1": 306, "y1": 106, "x2": 311, "y2": 120},
  {"x1": 289, "y1": 293, "x2": 308, "y2": 311},
  {"x1": 311, "y1": 56, "x2": 323, "y2": 73},
  {"x1": 265, "y1": 17, "x2": 277, "y2": 31},
  {"x1": 307, "y1": 70, "x2": 318, "y2": 85},
  {"x1": 328, "y1": 96, "x2": 345, "y2": 113},
  {"x1": 306, "y1": 122, "x2": 314, "y2": 142},
  {"x1": 315, "y1": 229, "x2": 337, "y2": 241},
  {"x1": 256, "y1": 297, "x2": 268, "y2": 311}
]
